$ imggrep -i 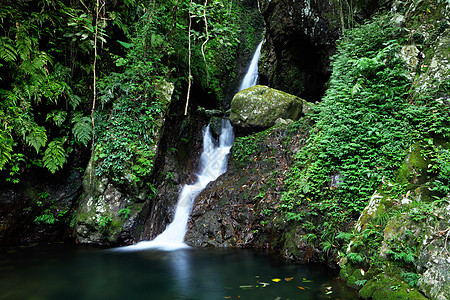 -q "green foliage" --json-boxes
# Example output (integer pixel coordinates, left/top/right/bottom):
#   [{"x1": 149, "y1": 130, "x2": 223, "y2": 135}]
[
  {"x1": 34, "y1": 211, "x2": 57, "y2": 225},
  {"x1": 97, "y1": 216, "x2": 112, "y2": 229},
  {"x1": 0, "y1": 1, "x2": 92, "y2": 180},
  {"x1": 429, "y1": 147, "x2": 450, "y2": 195},
  {"x1": 26, "y1": 126, "x2": 48, "y2": 154},
  {"x1": 43, "y1": 139, "x2": 67, "y2": 174},
  {"x1": 232, "y1": 131, "x2": 265, "y2": 164},
  {"x1": 401, "y1": 272, "x2": 421, "y2": 287},
  {"x1": 72, "y1": 113, "x2": 92, "y2": 147},
  {"x1": 118, "y1": 208, "x2": 131, "y2": 219},
  {"x1": 33, "y1": 191, "x2": 68, "y2": 225}
]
